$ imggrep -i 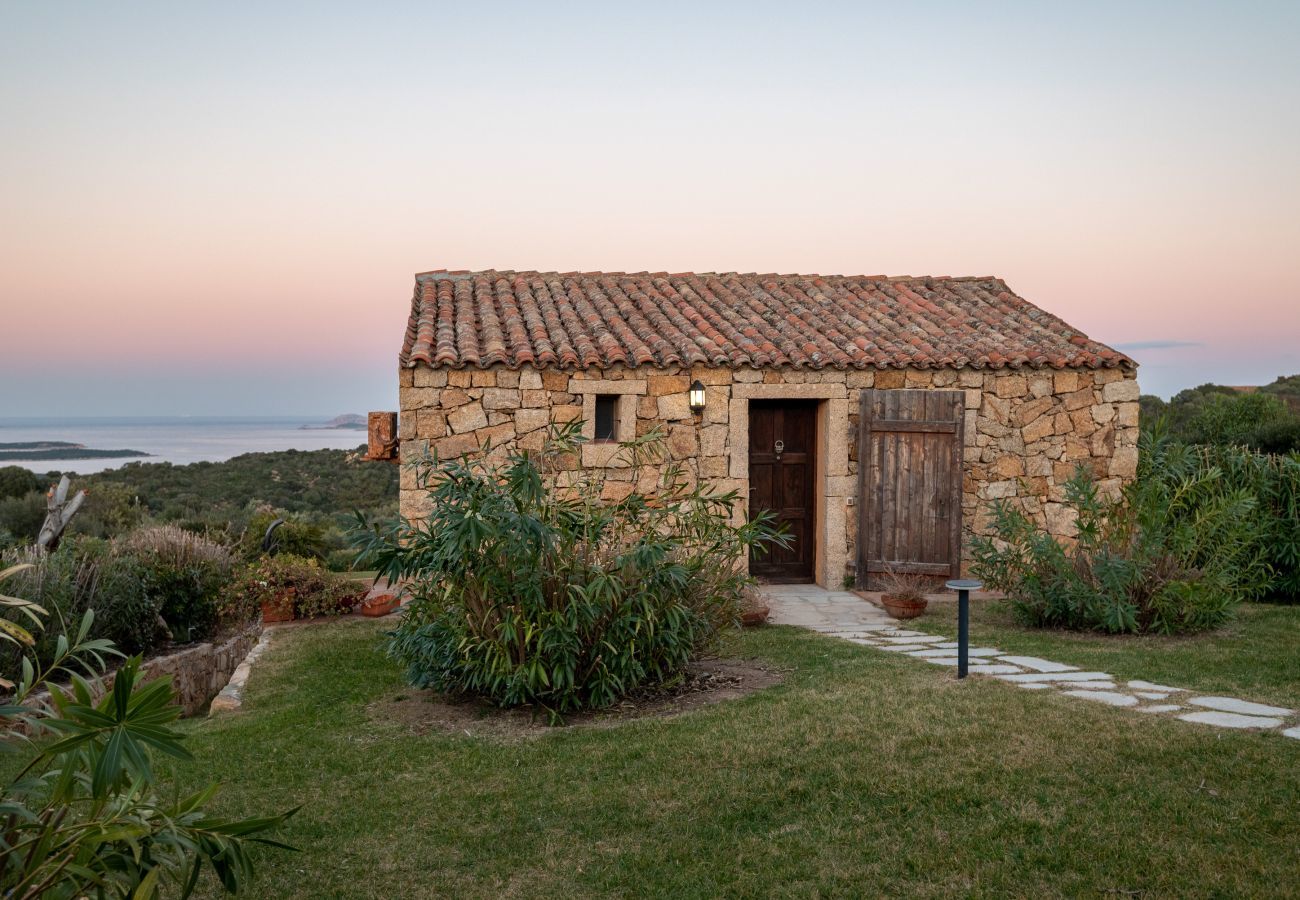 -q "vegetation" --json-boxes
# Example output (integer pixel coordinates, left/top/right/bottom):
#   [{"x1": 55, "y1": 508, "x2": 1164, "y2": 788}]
[
  {"x1": 972, "y1": 431, "x2": 1267, "y2": 633},
  {"x1": 0, "y1": 447, "x2": 397, "y2": 571},
  {"x1": 1140, "y1": 372, "x2": 1300, "y2": 452},
  {"x1": 355, "y1": 422, "x2": 779, "y2": 719},
  {"x1": 220, "y1": 555, "x2": 364, "y2": 624},
  {"x1": 151, "y1": 617, "x2": 1300, "y2": 898},
  {"x1": 0, "y1": 565, "x2": 294, "y2": 898},
  {"x1": 0, "y1": 448, "x2": 149, "y2": 462}
]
